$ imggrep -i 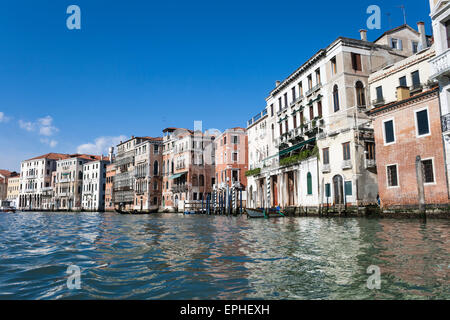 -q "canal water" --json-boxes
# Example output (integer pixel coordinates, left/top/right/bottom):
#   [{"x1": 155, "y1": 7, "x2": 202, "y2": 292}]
[{"x1": 0, "y1": 212, "x2": 448, "y2": 299}]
